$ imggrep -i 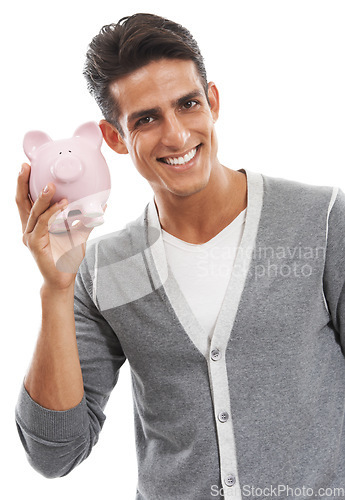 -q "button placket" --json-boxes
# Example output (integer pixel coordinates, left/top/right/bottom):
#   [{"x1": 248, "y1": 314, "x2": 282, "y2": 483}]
[{"x1": 208, "y1": 343, "x2": 242, "y2": 500}]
